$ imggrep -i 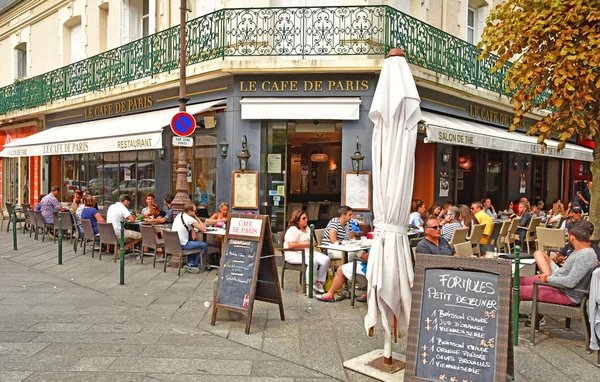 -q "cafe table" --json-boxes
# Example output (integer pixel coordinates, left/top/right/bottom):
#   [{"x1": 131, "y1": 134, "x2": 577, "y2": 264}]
[{"x1": 201, "y1": 227, "x2": 226, "y2": 270}]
